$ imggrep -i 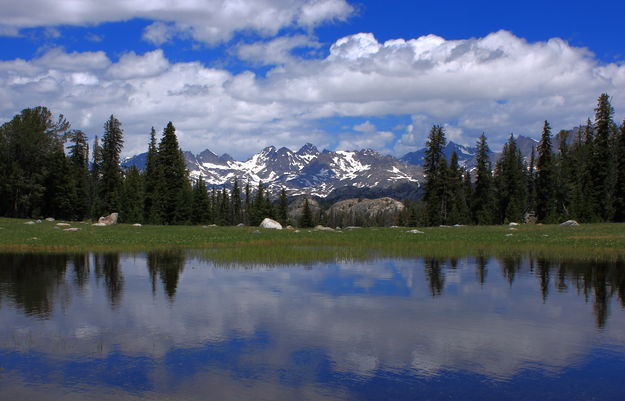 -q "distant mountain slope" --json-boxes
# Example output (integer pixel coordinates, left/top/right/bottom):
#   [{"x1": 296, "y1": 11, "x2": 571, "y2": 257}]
[{"x1": 123, "y1": 143, "x2": 424, "y2": 198}]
